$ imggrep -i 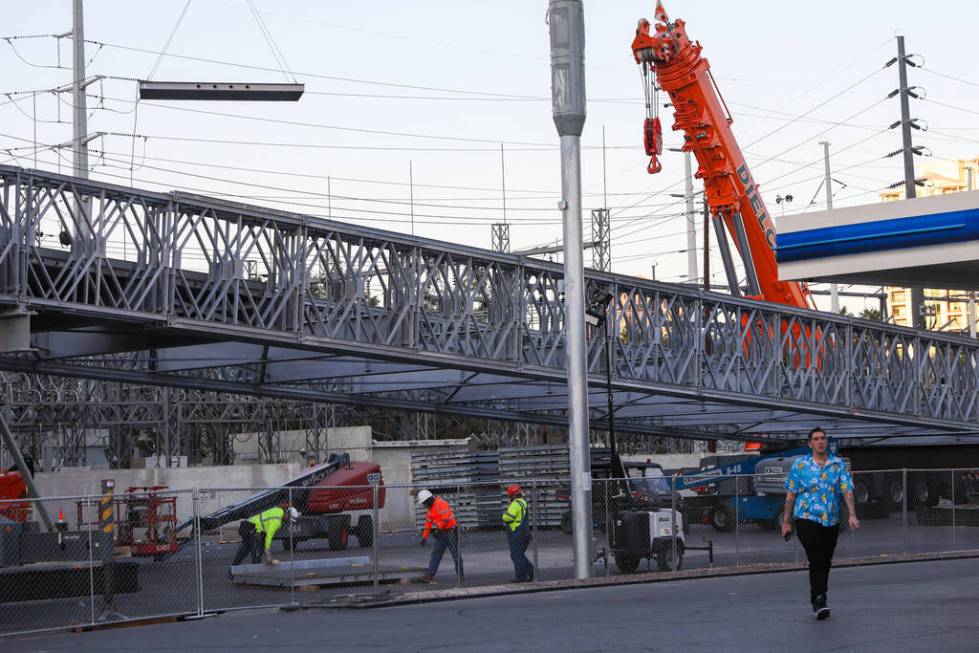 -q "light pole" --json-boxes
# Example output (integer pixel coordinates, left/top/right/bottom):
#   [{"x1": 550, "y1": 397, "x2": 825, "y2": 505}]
[
  {"x1": 549, "y1": 0, "x2": 592, "y2": 580},
  {"x1": 585, "y1": 293, "x2": 620, "y2": 478},
  {"x1": 775, "y1": 193, "x2": 793, "y2": 218}
]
